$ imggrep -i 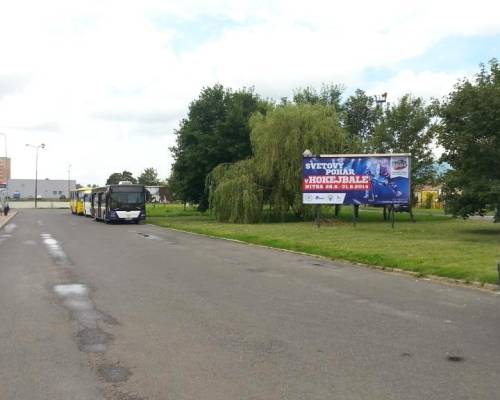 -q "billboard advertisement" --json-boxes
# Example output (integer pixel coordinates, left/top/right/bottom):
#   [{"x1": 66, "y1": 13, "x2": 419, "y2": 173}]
[{"x1": 303, "y1": 154, "x2": 411, "y2": 205}]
